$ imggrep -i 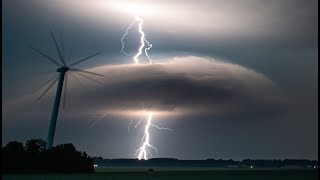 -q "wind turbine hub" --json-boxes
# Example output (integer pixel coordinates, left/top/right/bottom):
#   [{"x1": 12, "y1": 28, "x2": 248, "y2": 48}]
[{"x1": 57, "y1": 66, "x2": 69, "y2": 72}]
